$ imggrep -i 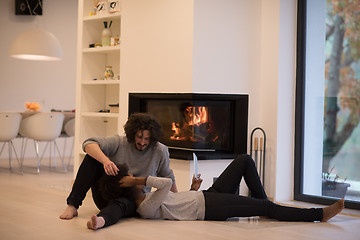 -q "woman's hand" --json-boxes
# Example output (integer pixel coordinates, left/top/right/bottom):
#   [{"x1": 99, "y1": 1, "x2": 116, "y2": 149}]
[
  {"x1": 120, "y1": 175, "x2": 147, "y2": 187},
  {"x1": 103, "y1": 160, "x2": 119, "y2": 176},
  {"x1": 119, "y1": 175, "x2": 136, "y2": 187},
  {"x1": 190, "y1": 174, "x2": 203, "y2": 191}
]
